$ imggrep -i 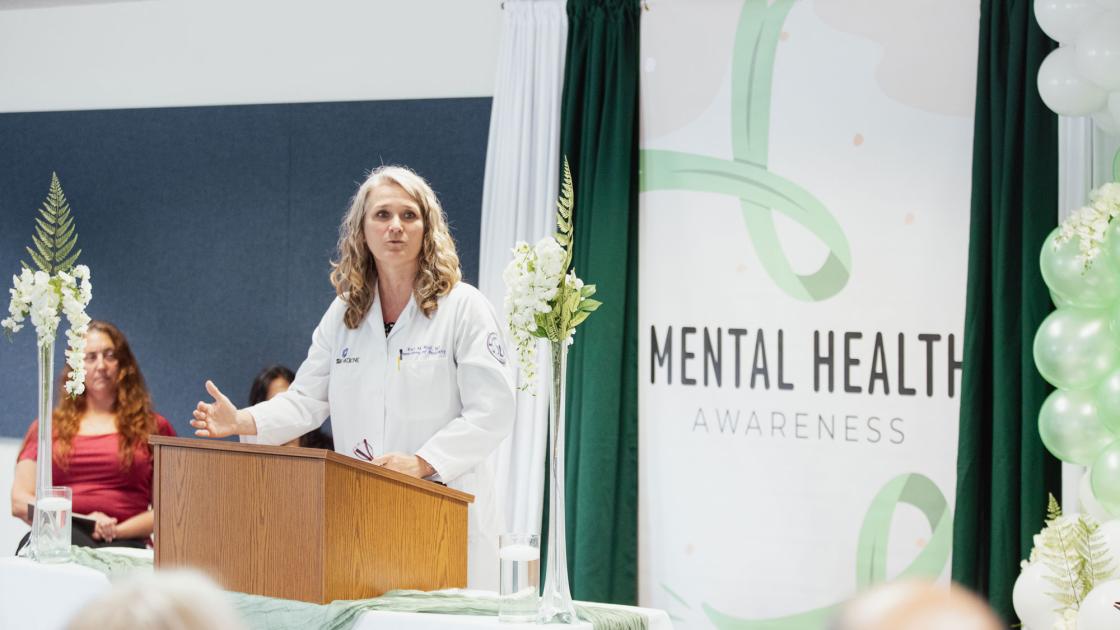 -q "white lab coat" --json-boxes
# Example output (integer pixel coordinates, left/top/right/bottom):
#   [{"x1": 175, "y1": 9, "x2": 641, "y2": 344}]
[{"x1": 244, "y1": 282, "x2": 516, "y2": 589}]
